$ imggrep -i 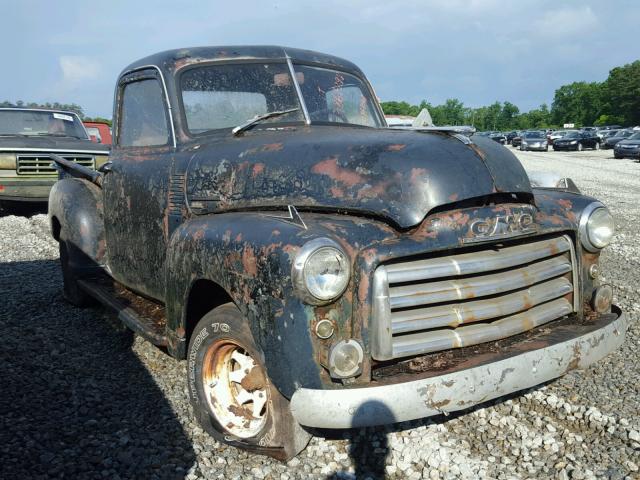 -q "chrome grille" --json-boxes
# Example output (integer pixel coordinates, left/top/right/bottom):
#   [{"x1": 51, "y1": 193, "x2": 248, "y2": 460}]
[
  {"x1": 16, "y1": 154, "x2": 94, "y2": 175},
  {"x1": 371, "y1": 235, "x2": 577, "y2": 360}
]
